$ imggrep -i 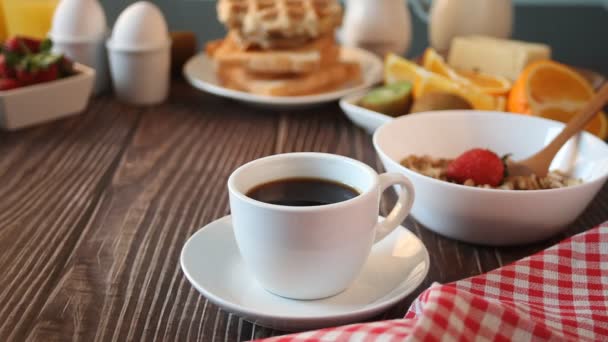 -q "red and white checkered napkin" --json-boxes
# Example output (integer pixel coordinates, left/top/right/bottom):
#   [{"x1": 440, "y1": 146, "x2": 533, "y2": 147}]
[{"x1": 258, "y1": 223, "x2": 608, "y2": 342}]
